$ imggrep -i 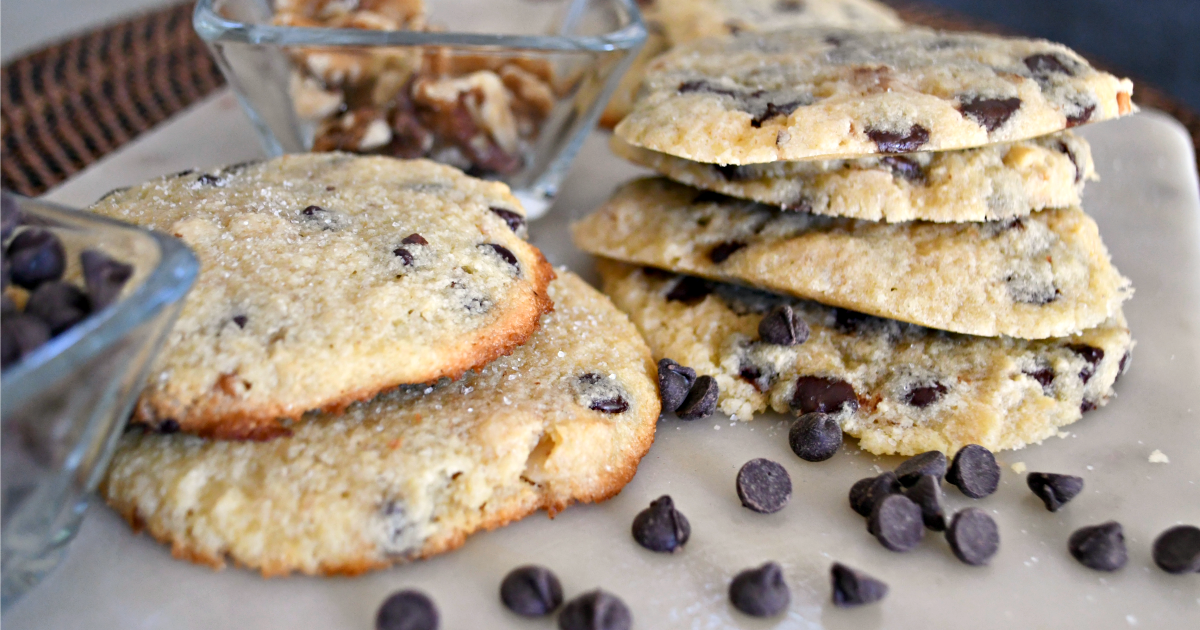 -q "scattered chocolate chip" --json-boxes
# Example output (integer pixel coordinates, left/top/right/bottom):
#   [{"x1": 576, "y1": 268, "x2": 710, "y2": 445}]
[
  {"x1": 866, "y1": 125, "x2": 930, "y2": 153},
  {"x1": 480, "y1": 243, "x2": 520, "y2": 271},
  {"x1": 750, "y1": 101, "x2": 804, "y2": 128},
  {"x1": 880, "y1": 156, "x2": 925, "y2": 182},
  {"x1": 1, "y1": 314, "x2": 51, "y2": 369},
  {"x1": 895, "y1": 451, "x2": 947, "y2": 487},
  {"x1": 1024, "y1": 53, "x2": 1074, "y2": 77},
  {"x1": 903, "y1": 474, "x2": 947, "y2": 531},
  {"x1": 737, "y1": 458, "x2": 792, "y2": 514},
  {"x1": 158, "y1": 419, "x2": 180, "y2": 433},
  {"x1": 790, "y1": 376, "x2": 858, "y2": 415},
  {"x1": 1068, "y1": 521, "x2": 1127, "y2": 571},
  {"x1": 402, "y1": 233, "x2": 428, "y2": 245},
  {"x1": 490, "y1": 207, "x2": 526, "y2": 236},
  {"x1": 957, "y1": 96, "x2": 1022, "y2": 132},
  {"x1": 678, "y1": 80, "x2": 743, "y2": 99},
  {"x1": 665, "y1": 276, "x2": 711, "y2": 304},
  {"x1": 708, "y1": 241, "x2": 747, "y2": 263},
  {"x1": 632, "y1": 495, "x2": 691, "y2": 553},
  {"x1": 869, "y1": 494, "x2": 925, "y2": 552},
  {"x1": 558, "y1": 590, "x2": 632, "y2": 630},
  {"x1": 1025, "y1": 365, "x2": 1055, "y2": 391},
  {"x1": 1068, "y1": 344, "x2": 1104, "y2": 384},
  {"x1": 677, "y1": 375, "x2": 718, "y2": 420},
  {"x1": 1, "y1": 191, "x2": 21, "y2": 241},
  {"x1": 1066, "y1": 104, "x2": 1095, "y2": 128},
  {"x1": 376, "y1": 590, "x2": 439, "y2": 630},
  {"x1": 1152, "y1": 525, "x2": 1200, "y2": 574},
  {"x1": 758, "y1": 305, "x2": 809, "y2": 346},
  {"x1": 1080, "y1": 399, "x2": 1097, "y2": 413},
  {"x1": 1026, "y1": 472, "x2": 1084, "y2": 512},
  {"x1": 195, "y1": 173, "x2": 221, "y2": 186},
  {"x1": 7, "y1": 228, "x2": 65, "y2": 289},
  {"x1": 232, "y1": 315, "x2": 249, "y2": 329},
  {"x1": 657, "y1": 358, "x2": 697, "y2": 413},
  {"x1": 946, "y1": 445, "x2": 1000, "y2": 498},
  {"x1": 80, "y1": 249, "x2": 134, "y2": 310},
  {"x1": 850, "y1": 472, "x2": 901, "y2": 518},
  {"x1": 25, "y1": 281, "x2": 91, "y2": 335},
  {"x1": 393, "y1": 247, "x2": 415, "y2": 266},
  {"x1": 1118, "y1": 351, "x2": 1131, "y2": 375},
  {"x1": 715, "y1": 164, "x2": 751, "y2": 181},
  {"x1": 788, "y1": 412, "x2": 842, "y2": 462},
  {"x1": 830, "y1": 563, "x2": 888, "y2": 608},
  {"x1": 905, "y1": 382, "x2": 948, "y2": 408},
  {"x1": 302, "y1": 205, "x2": 324, "y2": 216},
  {"x1": 946, "y1": 508, "x2": 1000, "y2": 566},
  {"x1": 501, "y1": 565, "x2": 564, "y2": 617},
  {"x1": 728, "y1": 562, "x2": 790, "y2": 617},
  {"x1": 776, "y1": 0, "x2": 804, "y2": 12}
]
